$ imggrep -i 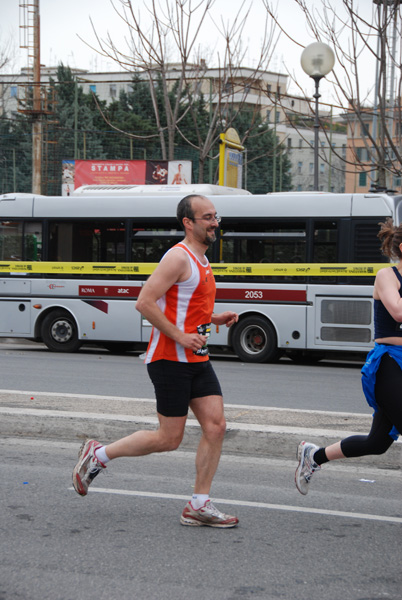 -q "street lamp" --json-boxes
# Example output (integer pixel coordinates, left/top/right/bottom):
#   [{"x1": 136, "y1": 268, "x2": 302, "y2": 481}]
[{"x1": 301, "y1": 42, "x2": 335, "y2": 191}]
